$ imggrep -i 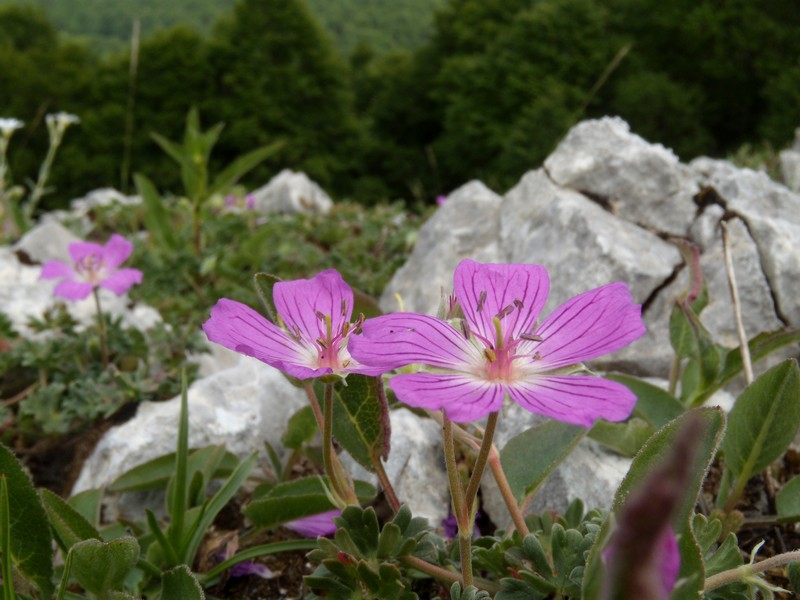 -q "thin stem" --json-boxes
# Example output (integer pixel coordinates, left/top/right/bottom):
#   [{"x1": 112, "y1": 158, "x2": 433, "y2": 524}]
[
  {"x1": 400, "y1": 555, "x2": 503, "y2": 593},
  {"x1": 464, "y1": 411, "x2": 499, "y2": 511},
  {"x1": 704, "y1": 549, "x2": 800, "y2": 591},
  {"x1": 442, "y1": 415, "x2": 467, "y2": 524},
  {"x1": 372, "y1": 454, "x2": 401, "y2": 513},
  {"x1": 92, "y1": 288, "x2": 109, "y2": 366},
  {"x1": 721, "y1": 220, "x2": 753, "y2": 386},
  {"x1": 303, "y1": 383, "x2": 325, "y2": 431},
  {"x1": 488, "y1": 445, "x2": 529, "y2": 537},
  {"x1": 192, "y1": 201, "x2": 202, "y2": 257},
  {"x1": 25, "y1": 129, "x2": 62, "y2": 221},
  {"x1": 459, "y1": 533, "x2": 474, "y2": 586},
  {"x1": 322, "y1": 383, "x2": 357, "y2": 505},
  {"x1": 668, "y1": 355, "x2": 681, "y2": 396}
]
